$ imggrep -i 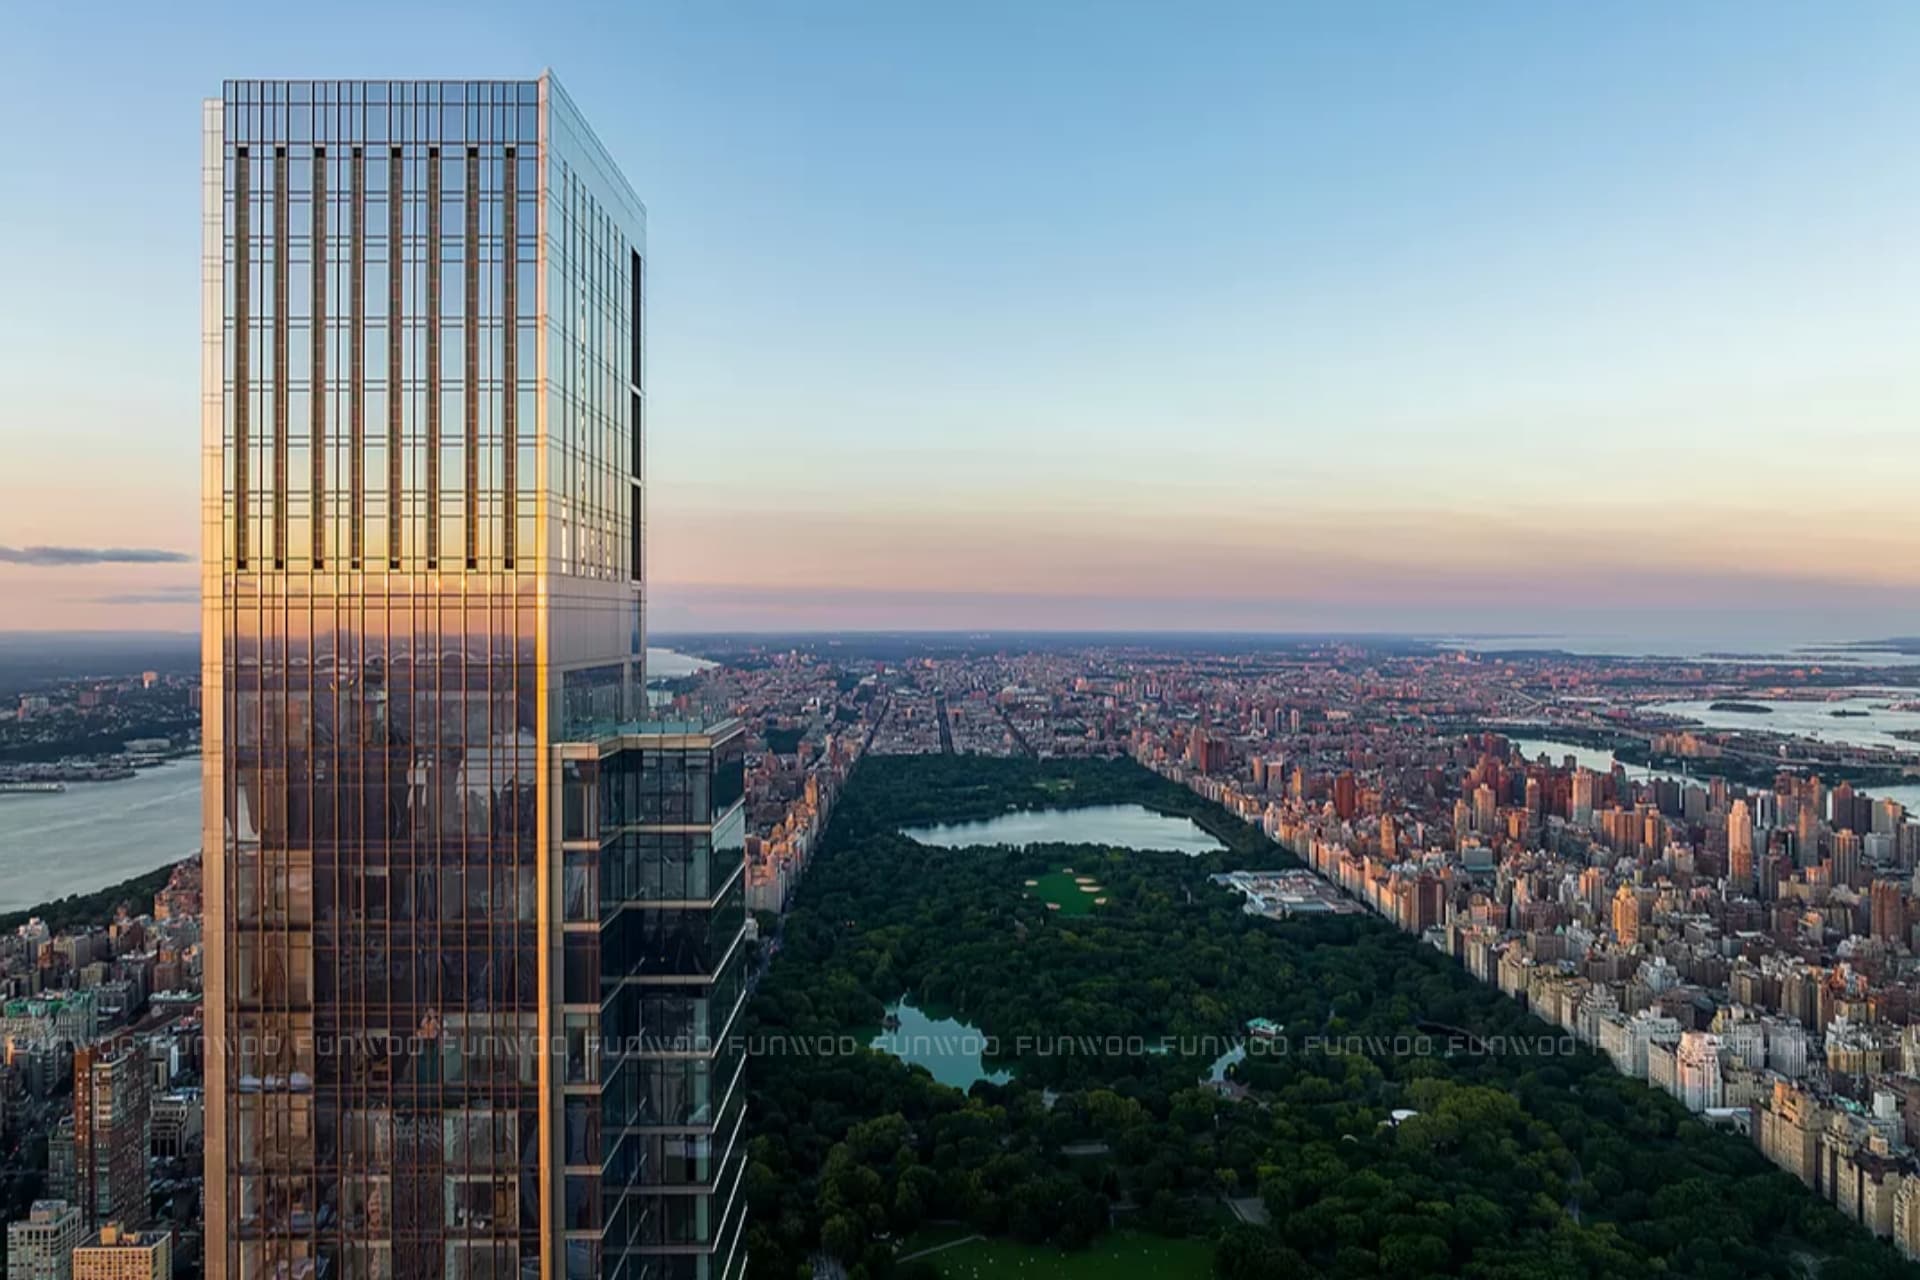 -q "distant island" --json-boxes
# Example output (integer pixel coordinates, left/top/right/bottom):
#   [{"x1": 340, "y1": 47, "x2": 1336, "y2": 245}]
[
  {"x1": 1709, "y1": 700, "x2": 1774, "y2": 714},
  {"x1": 1831, "y1": 637, "x2": 1920, "y2": 656}
]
